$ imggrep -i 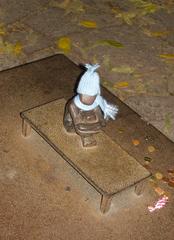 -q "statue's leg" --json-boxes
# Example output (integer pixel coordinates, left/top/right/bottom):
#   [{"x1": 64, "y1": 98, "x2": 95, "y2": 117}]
[
  {"x1": 63, "y1": 106, "x2": 75, "y2": 133},
  {"x1": 22, "y1": 119, "x2": 31, "y2": 137},
  {"x1": 100, "y1": 194, "x2": 113, "y2": 214},
  {"x1": 81, "y1": 134, "x2": 97, "y2": 147}
]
